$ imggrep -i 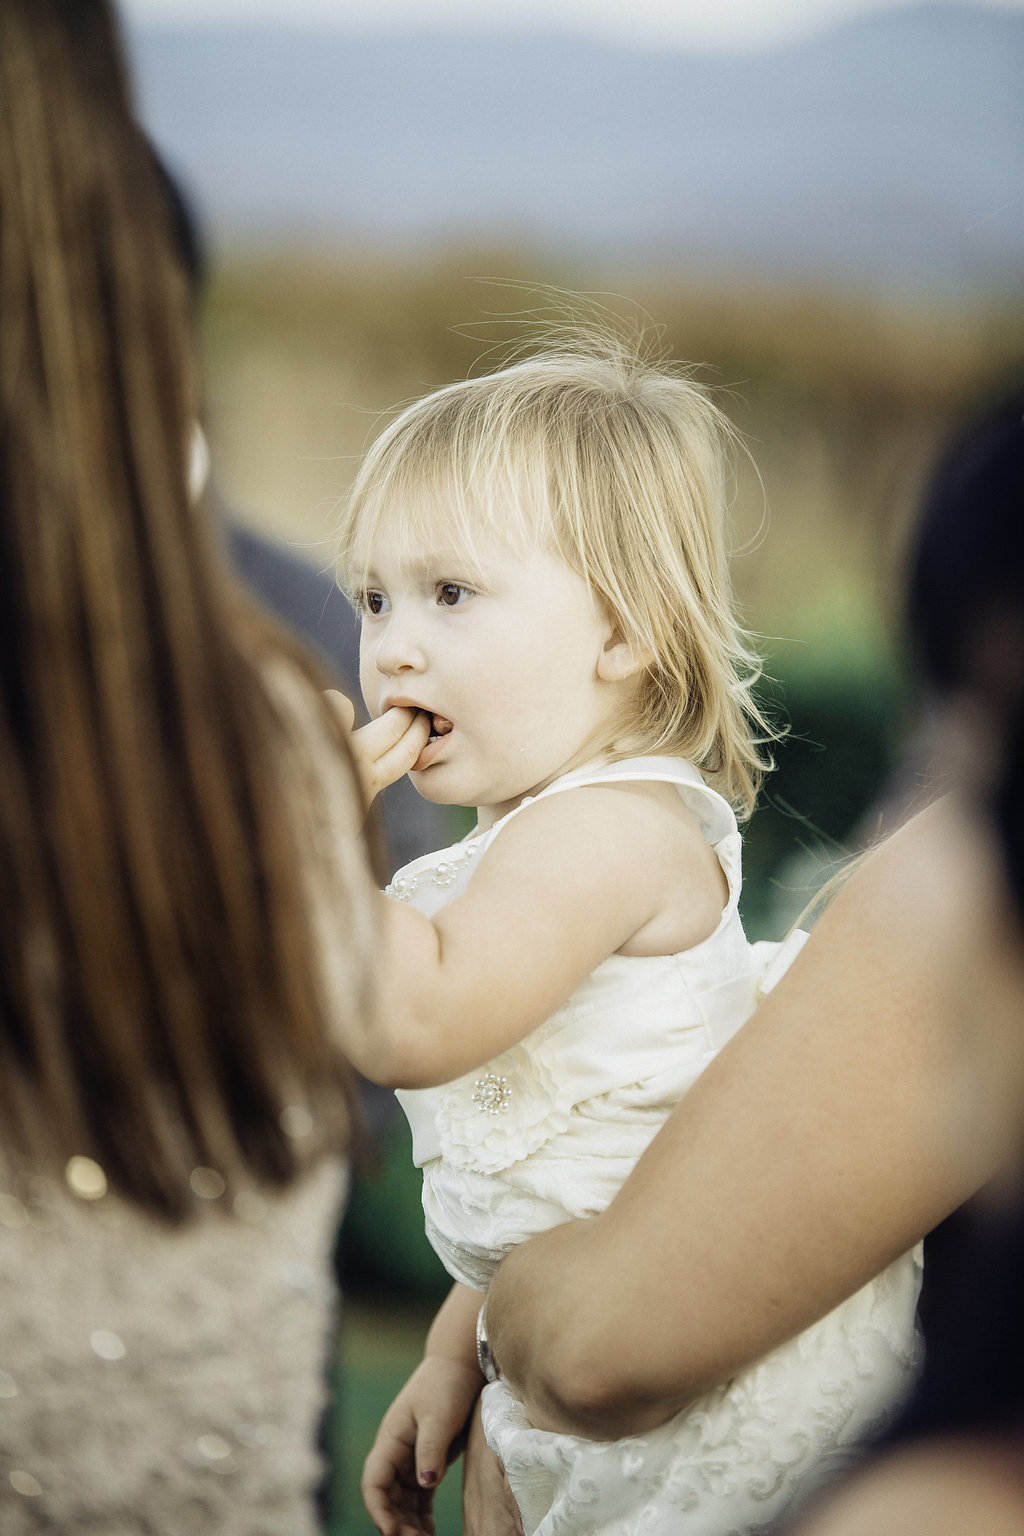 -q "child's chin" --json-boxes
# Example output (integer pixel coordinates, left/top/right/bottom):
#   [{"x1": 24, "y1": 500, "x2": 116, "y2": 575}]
[{"x1": 408, "y1": 764, "x2": 464, "y2": 805}]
